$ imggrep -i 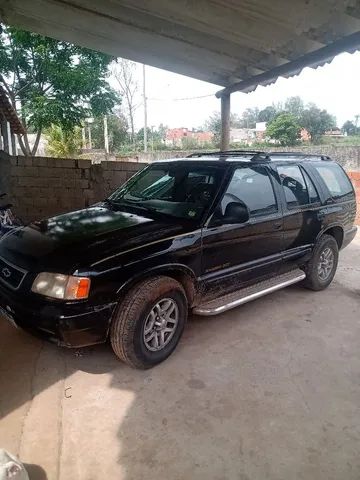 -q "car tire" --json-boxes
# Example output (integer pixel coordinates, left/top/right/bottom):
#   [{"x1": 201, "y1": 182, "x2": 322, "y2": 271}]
[
  {"x1": 110, "y1": 276, "x2": 188, "y2": 369},
  {"x1": 302, "y1": 234, "x2": 339, "y2": 291}
]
